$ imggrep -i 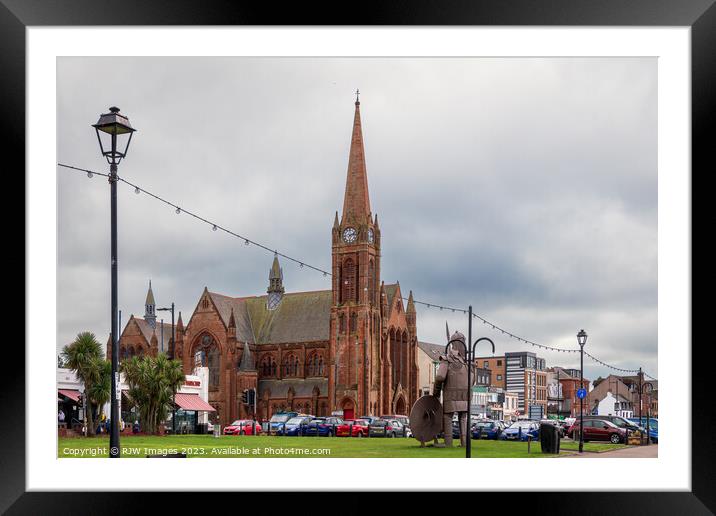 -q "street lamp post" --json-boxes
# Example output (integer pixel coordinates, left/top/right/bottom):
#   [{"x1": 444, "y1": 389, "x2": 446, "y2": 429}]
[
  {"x1": 158, "y1": 302, "x2": 176, "y2": 433},
  {"x1": 456, "y1": 306, "x2": 495, "y2": 459},
  {"x1": 93, "y1": 106, "x2": 136, "y2": 458},
  {"x1": 633, "y1": 370, "x2": 654, "y2": 446},
  {"x1": 577, "y1": 329, "x2": 588, "y2": 454}
]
